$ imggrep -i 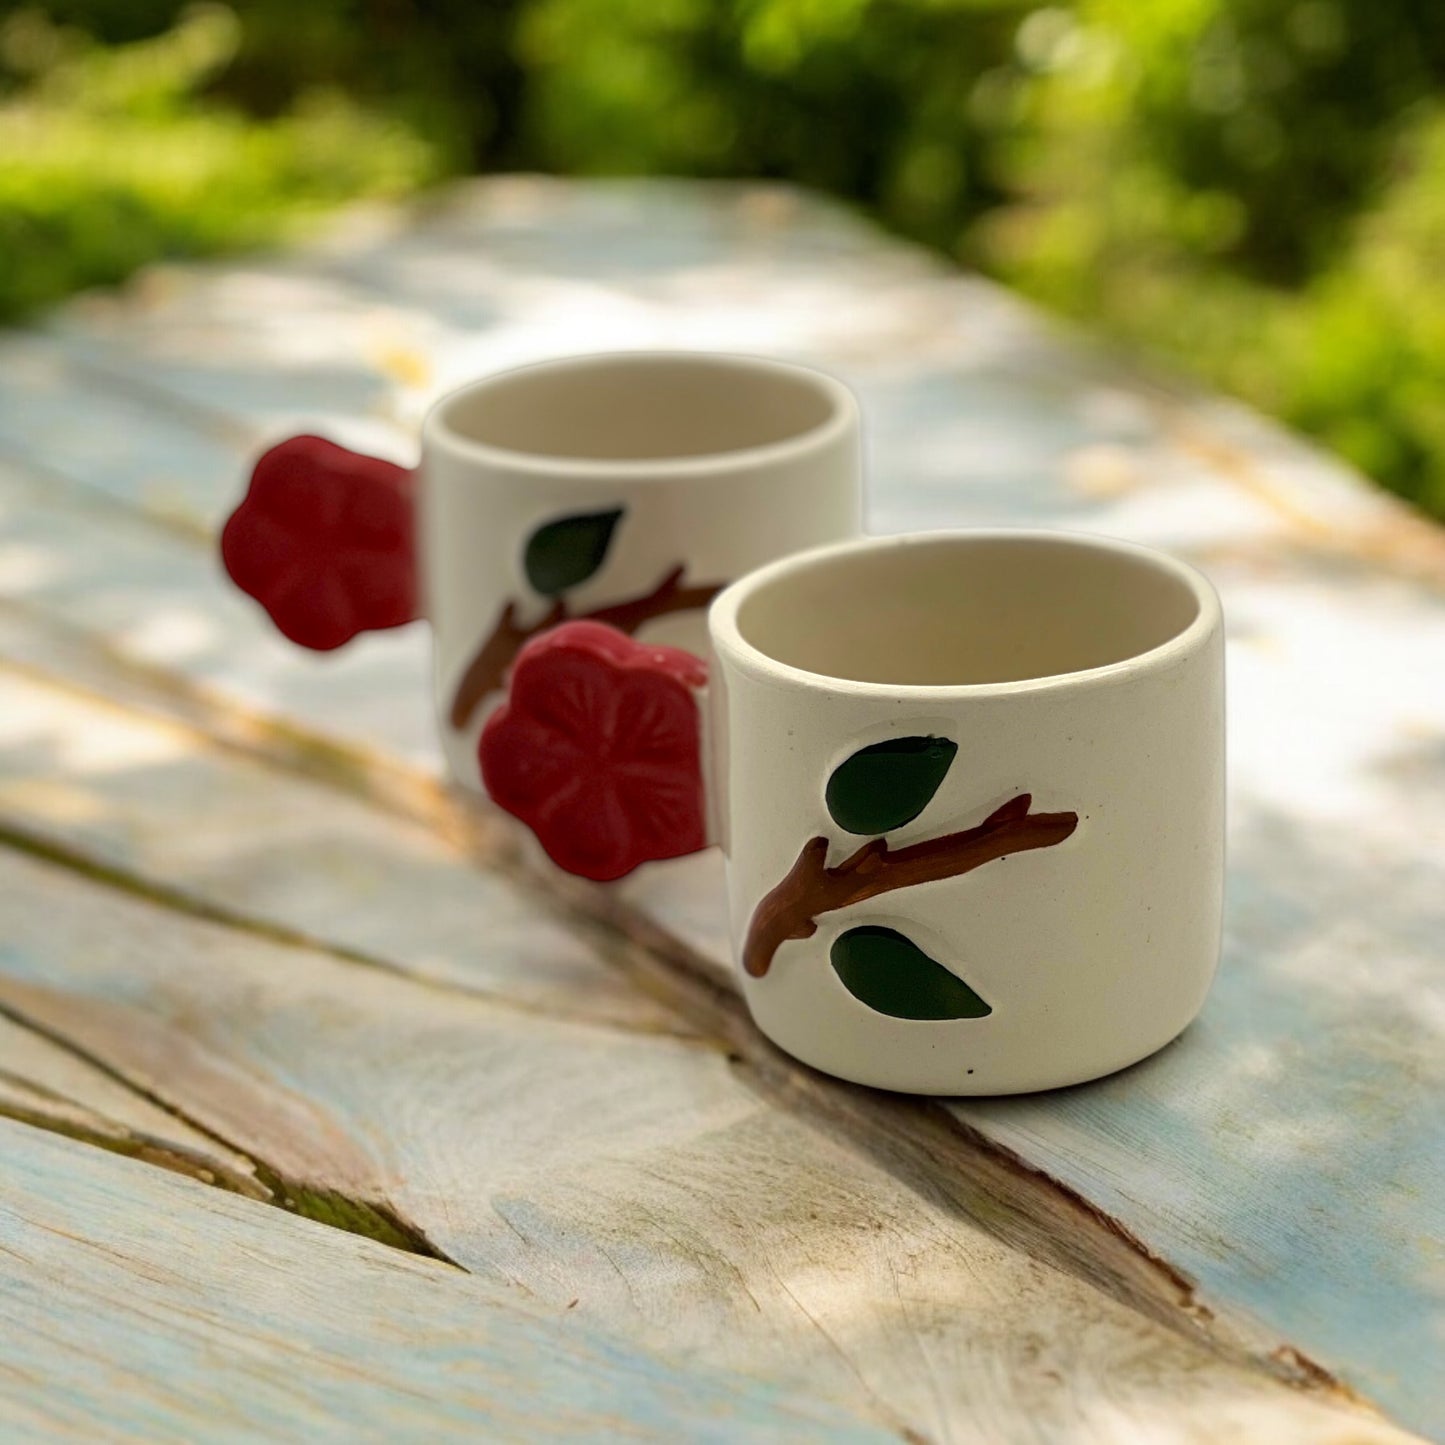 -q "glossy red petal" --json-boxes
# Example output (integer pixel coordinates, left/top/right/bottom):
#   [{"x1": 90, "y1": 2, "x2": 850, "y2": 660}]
[
  {"x1": 625, "y1": 639, "x2": 709, "y2": 692},
  {"x1": 479, "y1": 707, "x2": 587, "y2": 815},
  {"x1": 271, "y1": 575, "x2": 354, "y2": 651},
  {"x1": 221, "y1": 435, "x2": 417, "y2": 651},
  {"x1": 257, "y1": 468, "x2": 339, "y2": 536},
  {"x1": 616, "y1": 765, "x2": 706, "y2": 863},
  {"x1": 508, "y1": 636, "x2": 626, "y2": 744},
  {"x1": 611, "y1": 667, "x2": 703, "y2": 768},
  {"x1": 220, "y1": 507, "x2": 302, "y2": 598},
  {"x1": 610, "y1": 667, "x2": 705, "y2": 861},
  {"x1": 518, "y1": 619, "x2": 645, "y2": 668},
  {"x1": 532, "y1": 777, "x2": 637, "y2": 882},
  {"x1": 478, "y1": 620, "x2": 709, "y2": 881},
  {"x1": 335, "y1": 548, "x2": 420, "y2": 632}
]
